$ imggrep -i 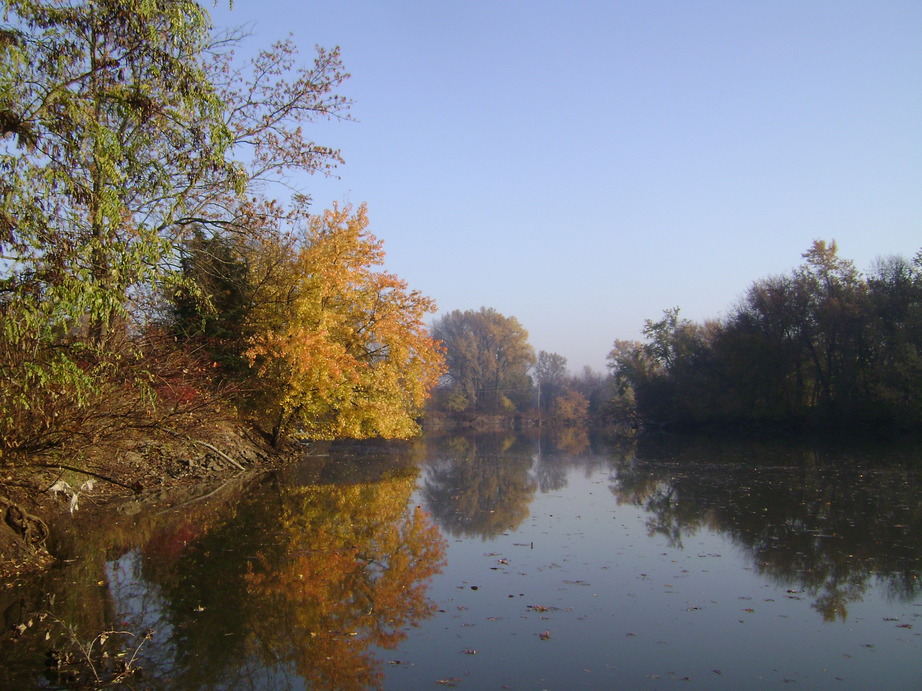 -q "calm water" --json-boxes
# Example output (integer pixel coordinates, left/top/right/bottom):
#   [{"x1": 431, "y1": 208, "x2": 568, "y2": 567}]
[{"x1": 2, "y1": 431, "x2": 921, "y2": 689}]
